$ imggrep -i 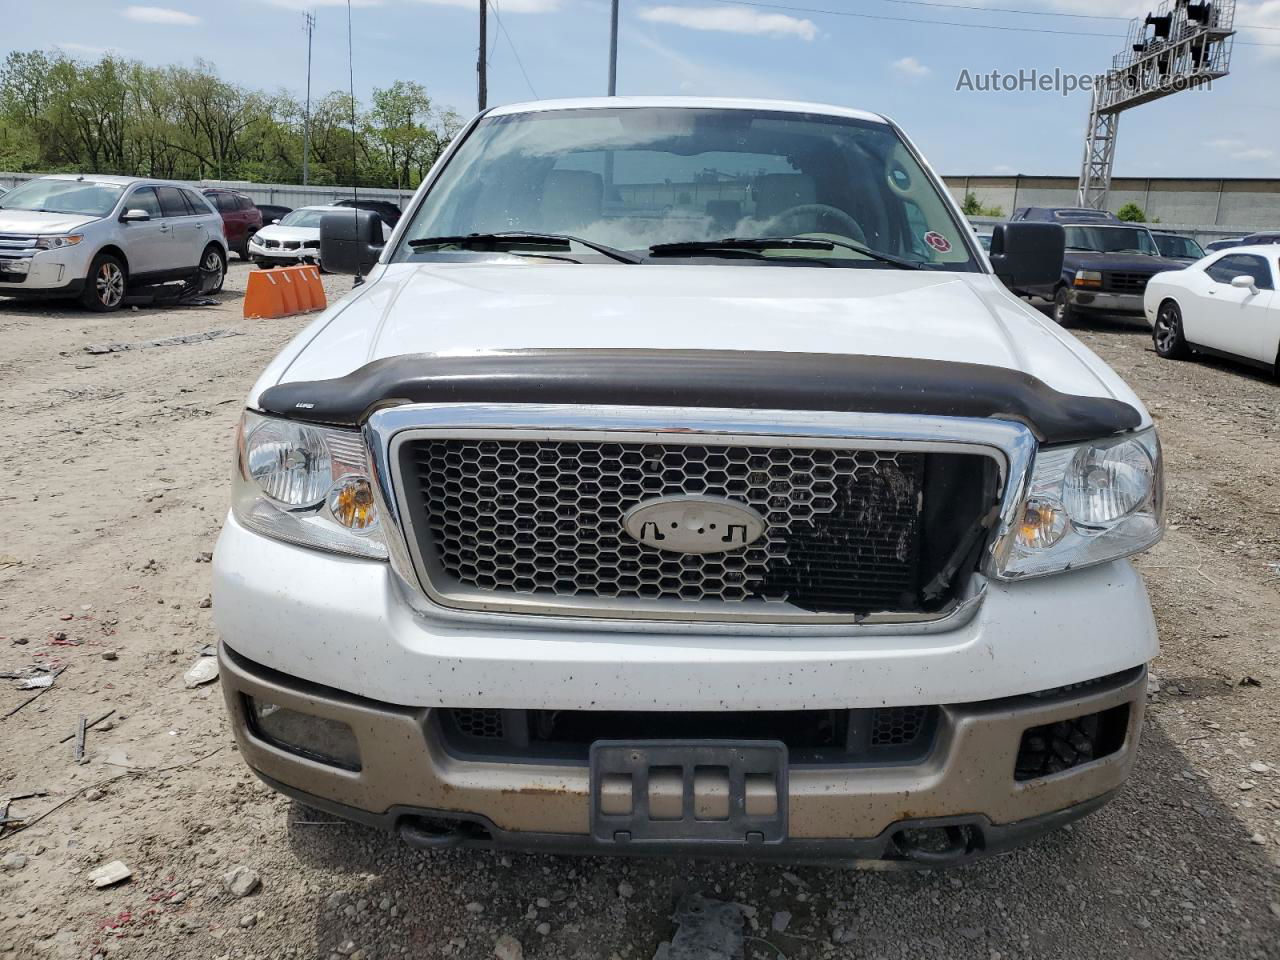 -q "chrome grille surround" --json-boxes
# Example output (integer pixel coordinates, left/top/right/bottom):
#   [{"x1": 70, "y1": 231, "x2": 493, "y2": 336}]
[
  {"x1": 365, "y1": 405, "x2": 1037, "y2": 628},
  {"x1": 405, "y1": 438, "x2": 926, "y2": 611}
]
